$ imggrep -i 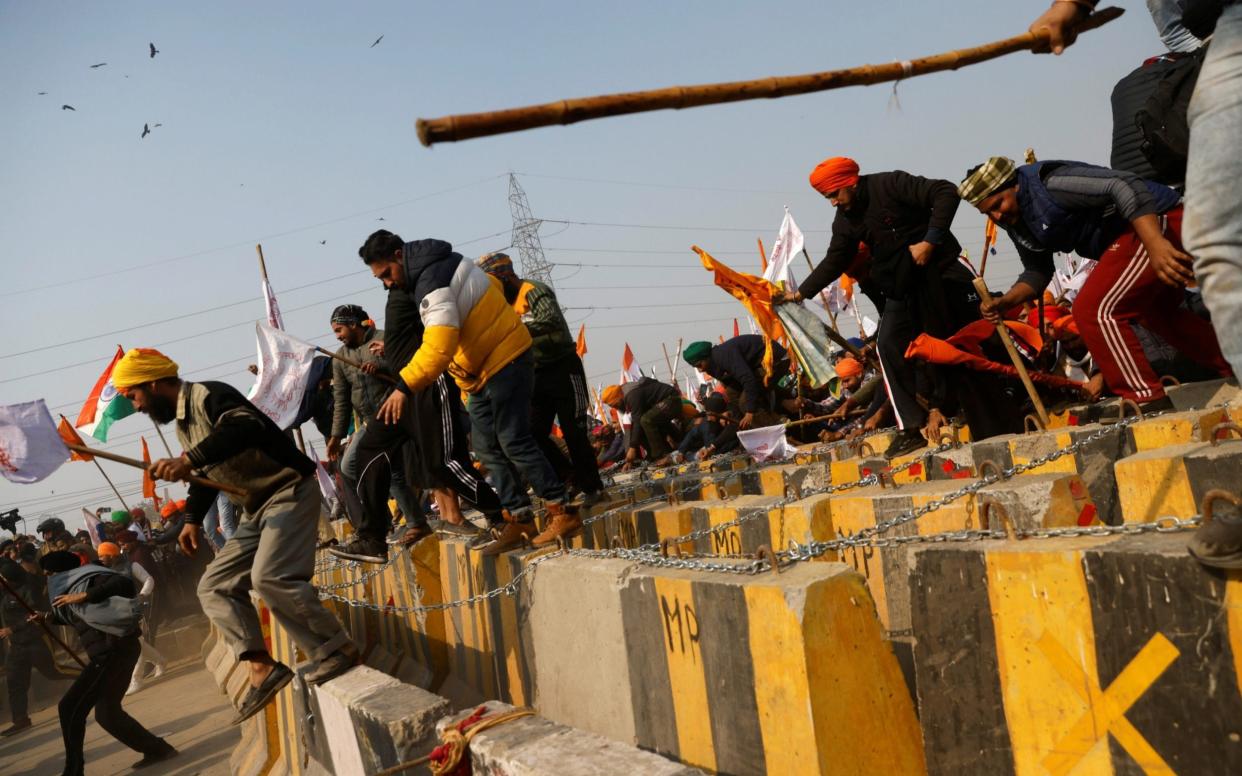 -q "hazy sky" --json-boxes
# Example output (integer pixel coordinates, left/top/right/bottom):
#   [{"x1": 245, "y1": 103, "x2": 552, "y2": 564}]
[{"x1": 1, "y1": 1, "x2": 1162, "y2": 527}]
